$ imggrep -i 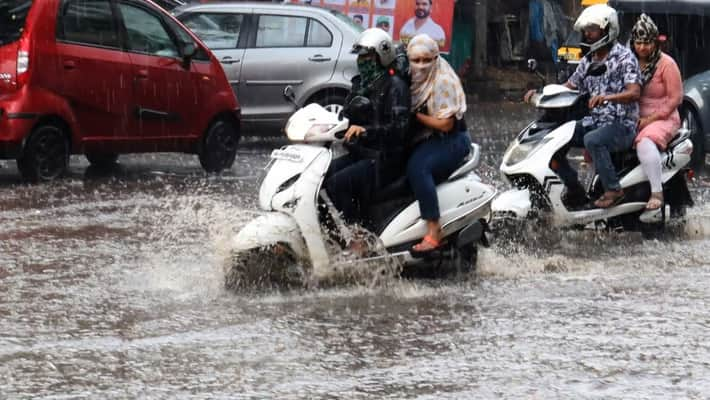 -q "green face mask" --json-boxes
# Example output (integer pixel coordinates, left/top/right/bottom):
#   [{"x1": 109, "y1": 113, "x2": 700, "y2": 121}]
[{"x1": 357, "y1": 57, "x2": 385, "y2": 91}]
